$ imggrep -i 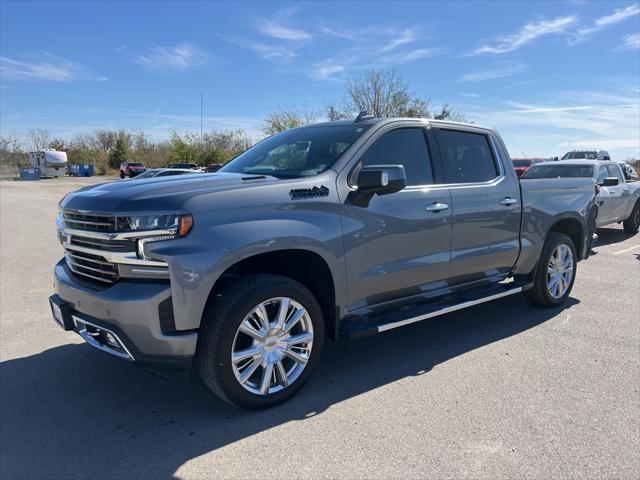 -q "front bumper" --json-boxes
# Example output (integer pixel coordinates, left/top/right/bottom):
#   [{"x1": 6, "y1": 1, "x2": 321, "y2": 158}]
[{"x1": 52, "y1": 259, "x2": 197, "y2": 370}]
